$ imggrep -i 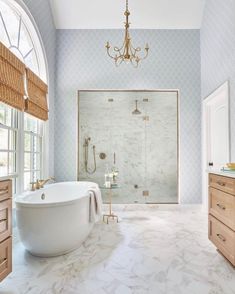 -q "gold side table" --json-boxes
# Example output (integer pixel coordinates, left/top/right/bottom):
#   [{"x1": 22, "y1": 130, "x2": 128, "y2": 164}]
[{"x1": 100, "y1": 186, "x2": 120, "y2": 224}]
